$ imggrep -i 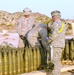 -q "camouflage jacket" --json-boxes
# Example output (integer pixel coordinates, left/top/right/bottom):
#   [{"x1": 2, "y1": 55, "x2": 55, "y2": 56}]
[
  {"x1": 17, "y1": 16, "x2": 35, "y2": 37},
  {"x1": 27, "y1": 24, "x2": 48, "y2": 48},
  {"x1": 48, "y1": 20, "x2": 66, "y2": 48}
]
